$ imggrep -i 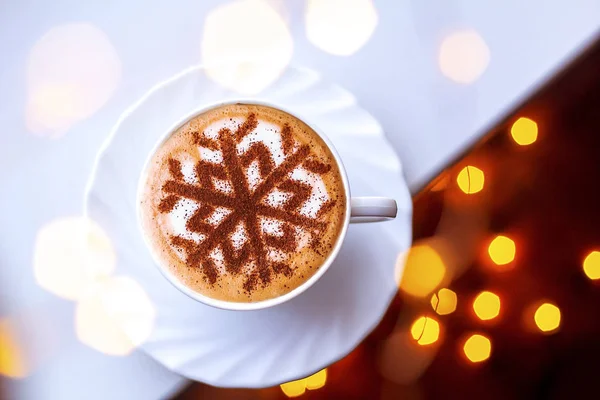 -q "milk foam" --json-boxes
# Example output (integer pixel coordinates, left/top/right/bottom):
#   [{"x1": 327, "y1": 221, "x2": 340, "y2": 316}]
[{"x1": 169, "y1": 198, "x2": 204, "y2": 243}]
